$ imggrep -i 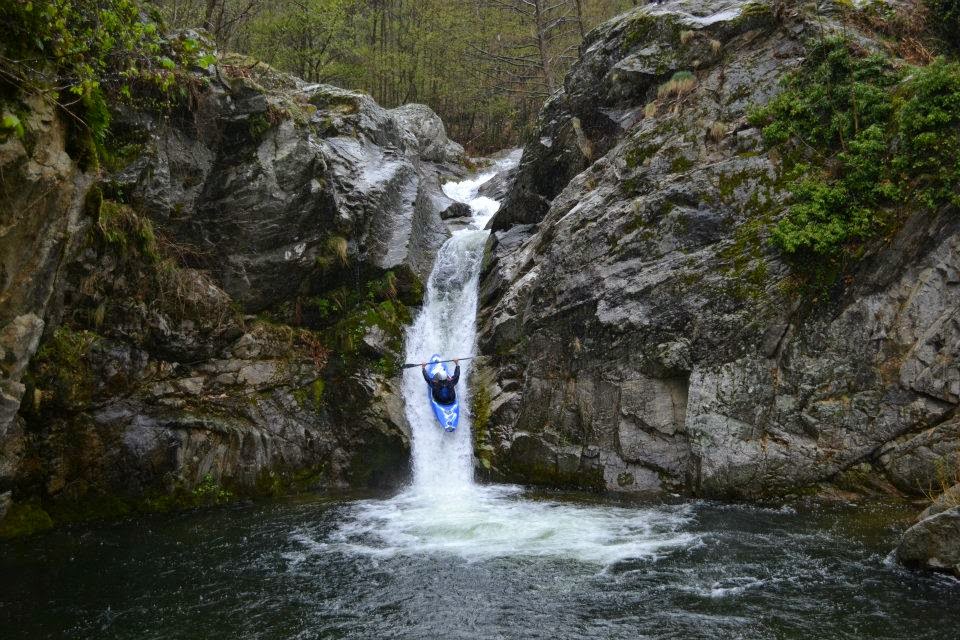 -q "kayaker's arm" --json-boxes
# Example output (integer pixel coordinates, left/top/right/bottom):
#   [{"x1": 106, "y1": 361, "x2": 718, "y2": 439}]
[
  {"x1": 451, "y1": 364, "x2": 460, "y2": 385},
  {"x1": 422, "y1": 364, "x2": 431, "y2": 383}
]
